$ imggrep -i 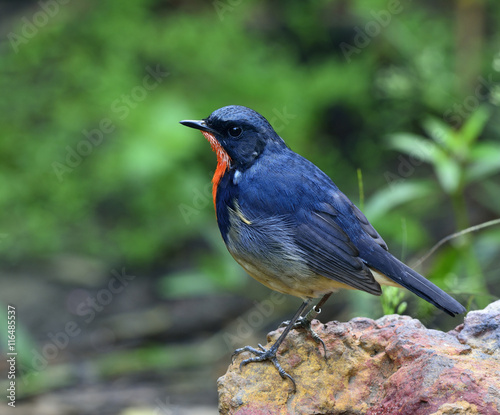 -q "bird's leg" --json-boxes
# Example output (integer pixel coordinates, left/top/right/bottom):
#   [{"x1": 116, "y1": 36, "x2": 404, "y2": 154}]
[
  {"x1": 232, "y1": 299, "x2": 311, "y2": 392},
  {"x1": 280, "y1": 293, "x2": 332, "y2": 356}
]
